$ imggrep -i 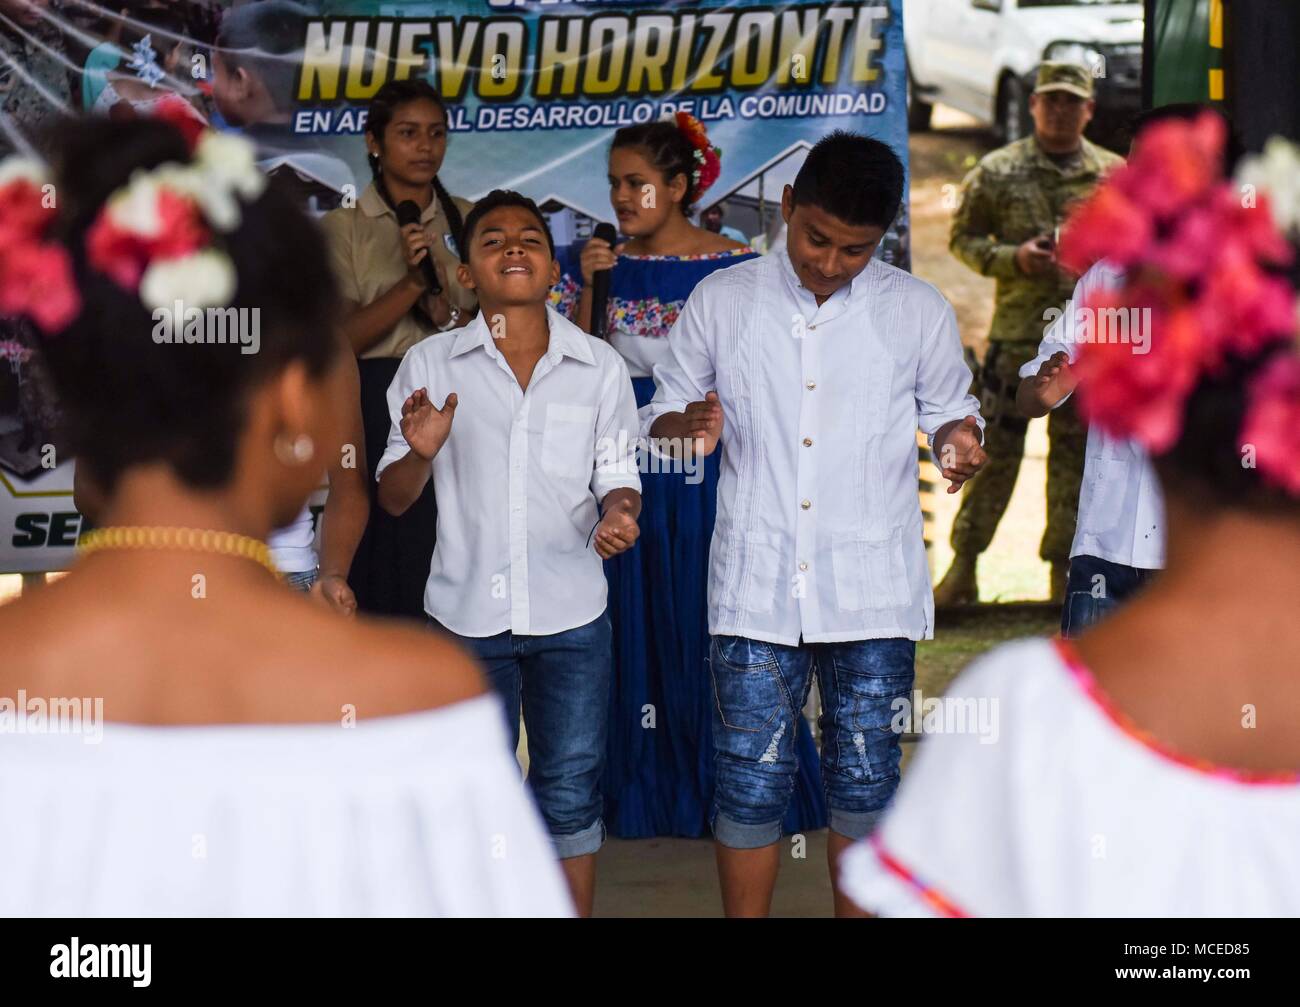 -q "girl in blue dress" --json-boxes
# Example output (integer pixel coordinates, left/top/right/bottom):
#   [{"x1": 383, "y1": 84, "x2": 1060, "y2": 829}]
[{"x1": 552, "y1": 114, "x2": 827, "y2": 838}]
